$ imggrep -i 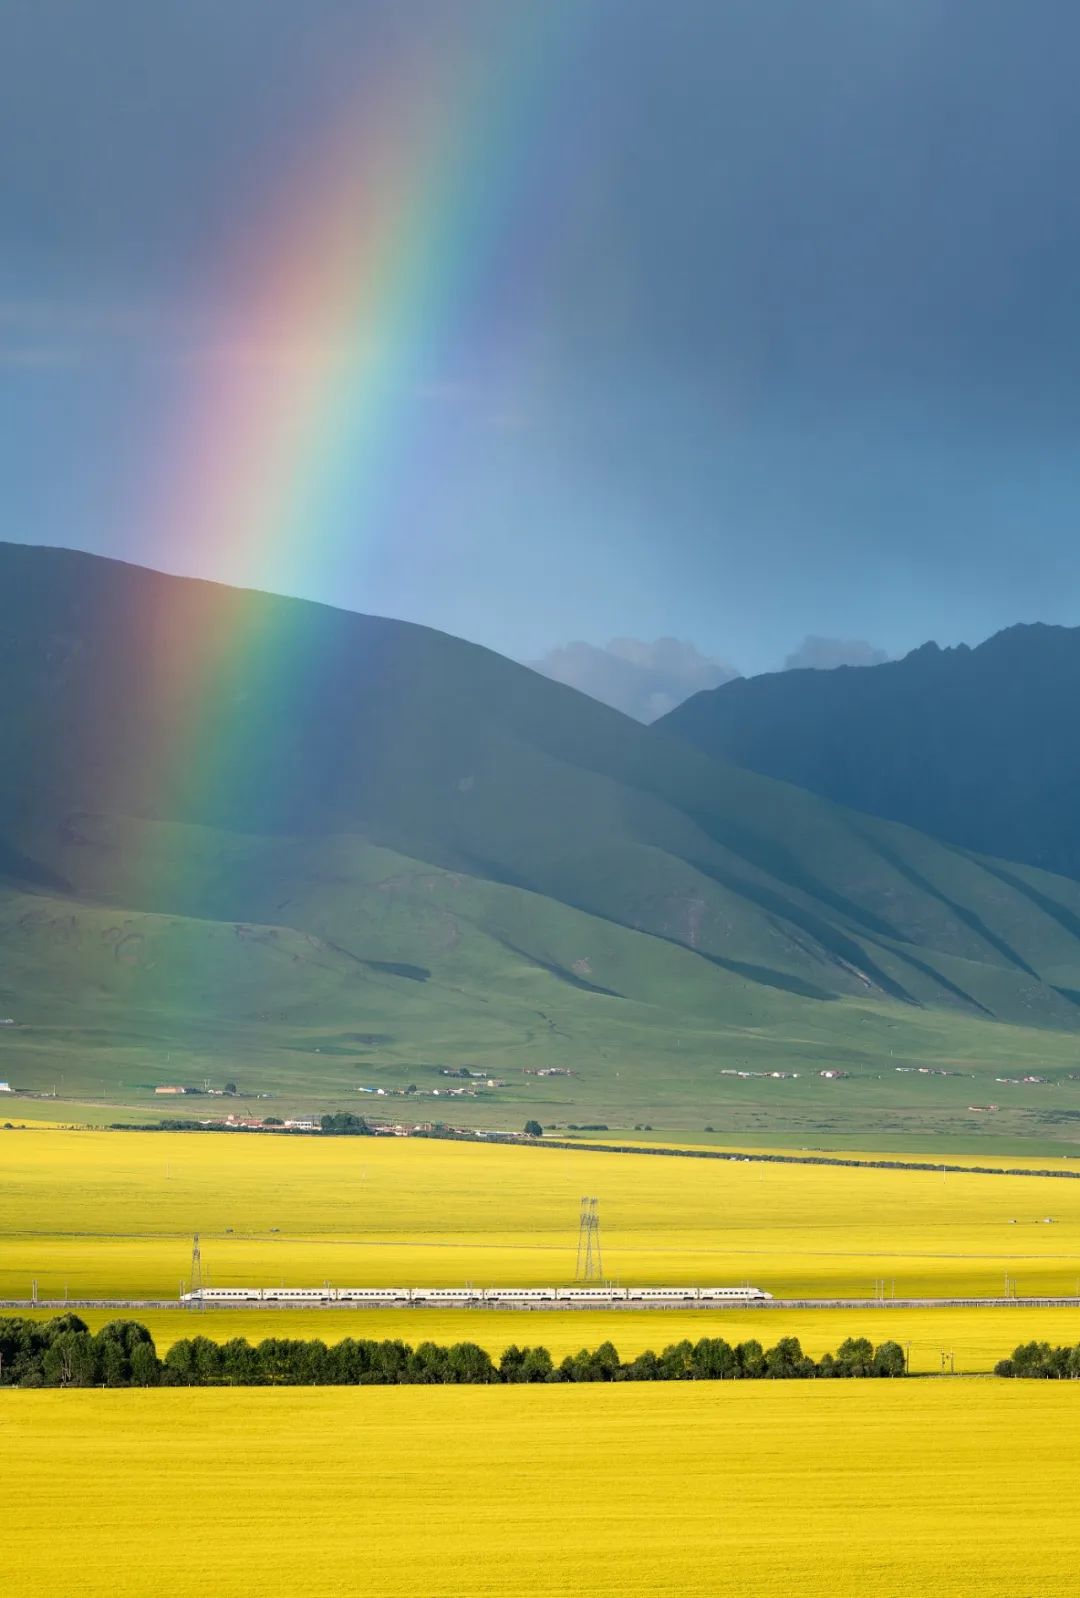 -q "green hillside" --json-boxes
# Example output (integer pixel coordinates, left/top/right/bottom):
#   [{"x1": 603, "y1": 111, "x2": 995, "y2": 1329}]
[{"x1": 4, "y1": 543, "x2": 1080, "y2": 1146}]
